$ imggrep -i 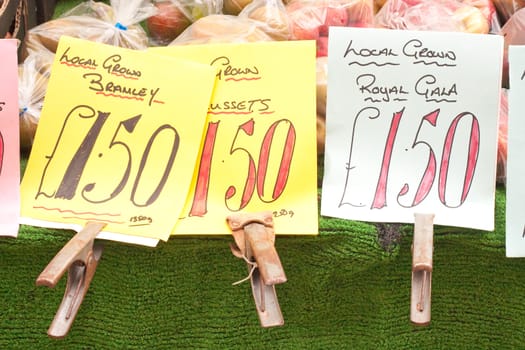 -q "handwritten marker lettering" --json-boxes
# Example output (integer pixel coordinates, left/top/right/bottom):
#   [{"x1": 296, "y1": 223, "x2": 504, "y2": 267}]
[
  {"x1": 210, "y1": 56, "x2": 260, "y2": 81},
  {"x1": 356, "y1": 73, "x2": 409, "y2": 102},
  {"x1": 338, "y1": 107, "x2": 479, "y2": 210},
  {"x1": 35, "y1": 104, "x2": 181, "y2": 208},
  {"x1": 81, "y1": 73, "x2": 163, "y2": 106},
  {"x1": 208, "y1": 98, "x2": 273, "y2": 115},
  {"x1": 414, "y1": 74, "x2": 458, "y2": 103},
  {"x1": 60, "y1": 47, "x2": 98, "y2": 69},
  {"x1": 83, "y1": 73, "x2": 147, "y2": 99},
  {"x1": 102, "y1": 54, "x2": 142, "y2": 79},
  {"x1": 344, "y1": 40, "x2": 399, "y2": 67},
  {"x1": 189, "y1": 118, "x2": 296, "y2": 216},
  {"x1": 403, "y1": 39, "x2": 457, "y2": 66}
]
